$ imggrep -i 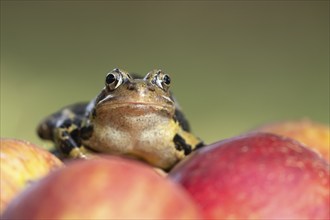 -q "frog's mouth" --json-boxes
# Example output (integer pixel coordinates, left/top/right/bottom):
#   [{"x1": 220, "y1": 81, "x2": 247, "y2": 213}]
[
  {"x1": 97, "y1": 101, "x2": 175, "y2": 115},
  {"x1": 97, "y1": 94, "x2": 175, "y2": 113},
  {"x1": 108, "y1": 102, "x2": 170, "y2": 109}
]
